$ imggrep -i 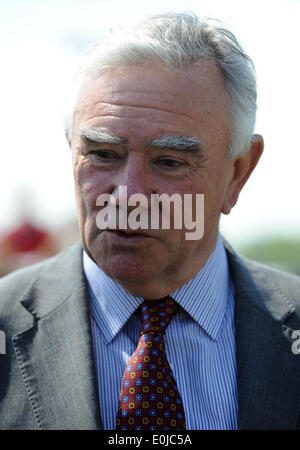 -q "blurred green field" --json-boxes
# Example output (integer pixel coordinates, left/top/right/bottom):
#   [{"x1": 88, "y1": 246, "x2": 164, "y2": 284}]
[{"x1": 237, "y1": 235, "x2": 300, "y2": 276}]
